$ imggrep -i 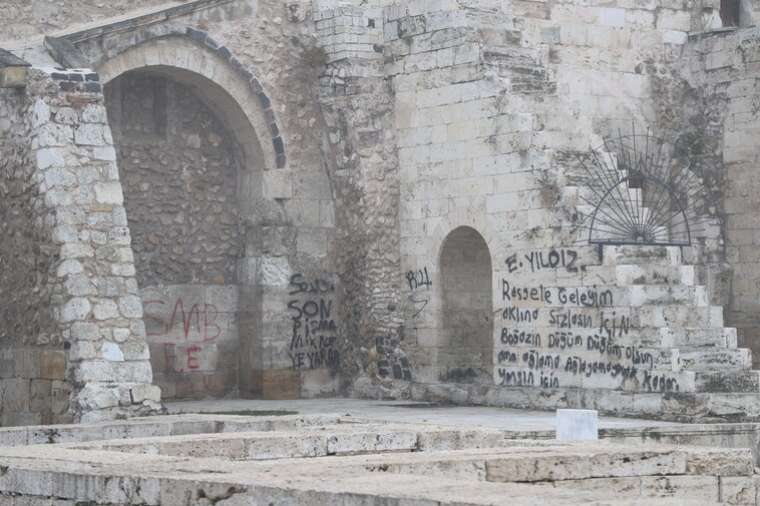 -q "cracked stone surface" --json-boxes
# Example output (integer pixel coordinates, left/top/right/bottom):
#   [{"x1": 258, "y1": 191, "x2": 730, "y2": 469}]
[{"x1": 0, "y1": 413, "x2": 757, "y2": 505}]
